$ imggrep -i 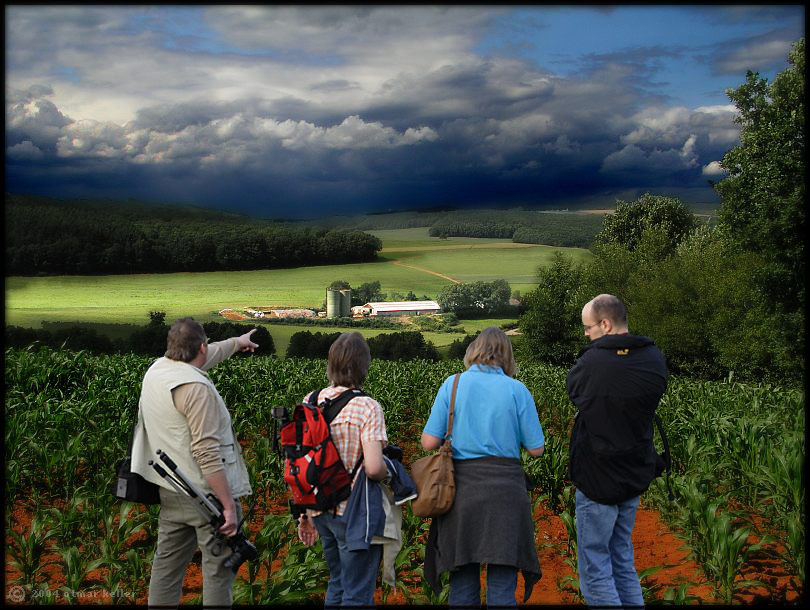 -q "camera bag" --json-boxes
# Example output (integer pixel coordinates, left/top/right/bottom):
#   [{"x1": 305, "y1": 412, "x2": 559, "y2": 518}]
[
  {"x1": 112, "y1": 406, "x2": 161, "y2": 505},
  {"x1": 278, "y1": 388, "x2": 366, "y2": 514}
]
